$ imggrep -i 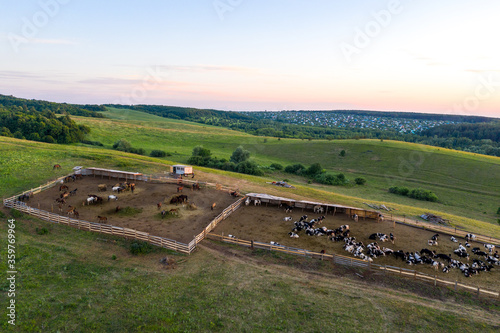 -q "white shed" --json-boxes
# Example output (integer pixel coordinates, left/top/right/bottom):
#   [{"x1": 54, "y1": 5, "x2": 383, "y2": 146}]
[{"x1": 170, "y1": 165, "x2": 193, "y2": 175}]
